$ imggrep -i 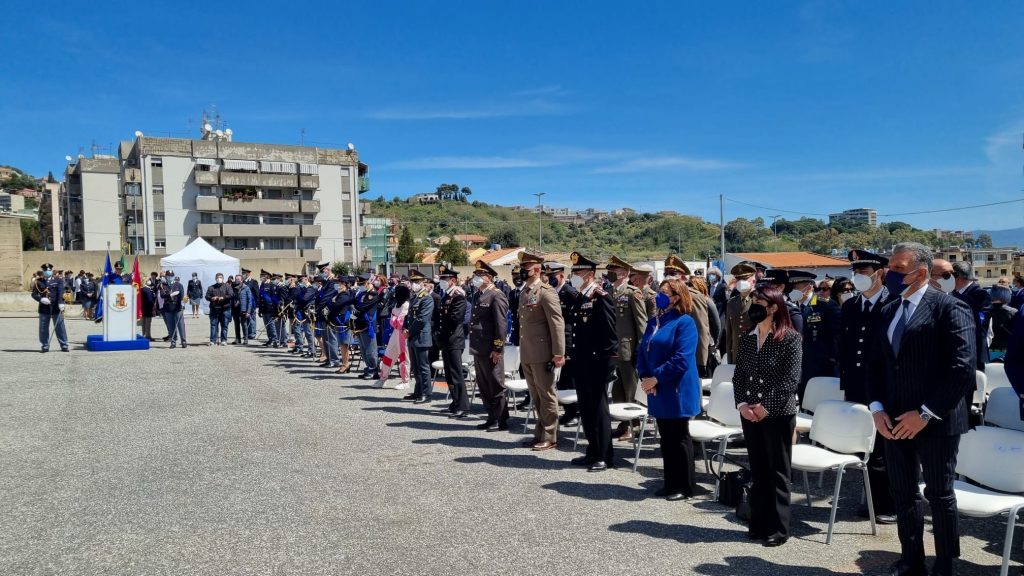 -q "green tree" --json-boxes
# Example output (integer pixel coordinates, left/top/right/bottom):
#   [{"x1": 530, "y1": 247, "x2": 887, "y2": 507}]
[
  {"x1": 977, "y1": 233, "x2": 993, "y2": 248},
  {"x1": 395, "y1": 227, "x2": 419, "y2": 263},
  {"x1": 487, "y1": 227, "x2": 521, "y2": 248},
  {"x1": 438, "y1": 237, "x2": 468, "y2": 265},
  {"x1": 21, "y1": 219, "x2": 41, "y2": 250},
  {"x1": 331, "y1": 262, "x2": 352, "y2": 277}
]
